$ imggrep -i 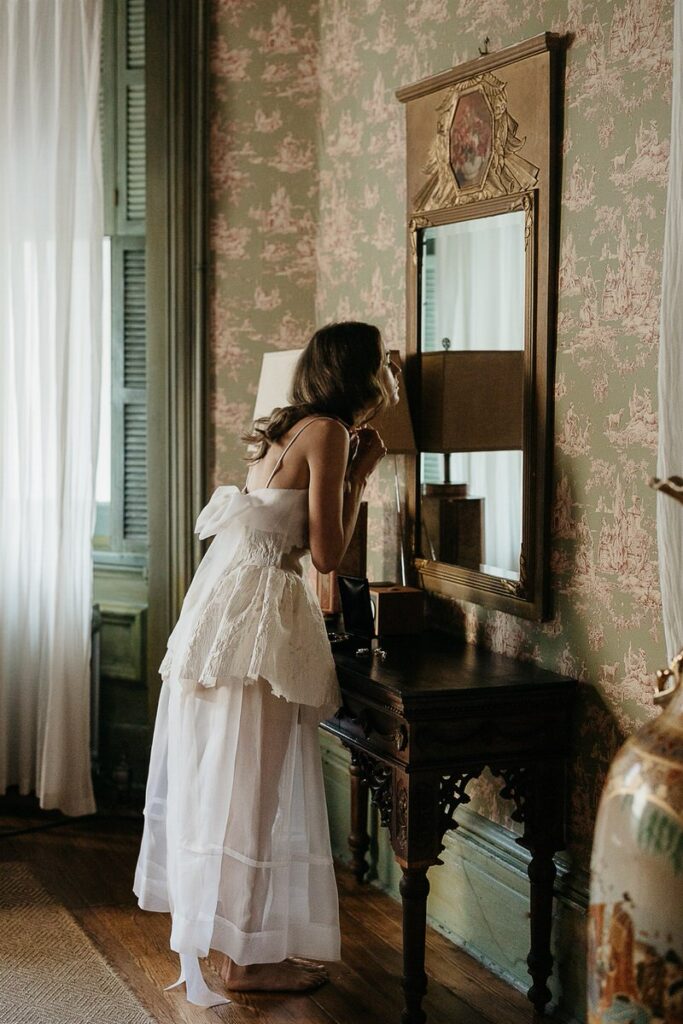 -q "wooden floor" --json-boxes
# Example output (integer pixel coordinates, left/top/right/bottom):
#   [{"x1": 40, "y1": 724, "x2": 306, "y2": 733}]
[{"x1": 0, "y1": 809, "x2": 538, "y2": 1024}]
